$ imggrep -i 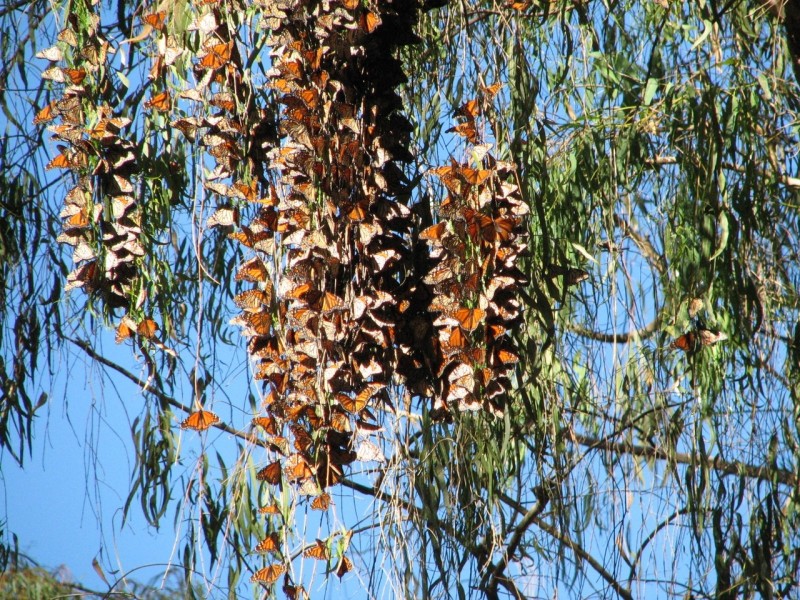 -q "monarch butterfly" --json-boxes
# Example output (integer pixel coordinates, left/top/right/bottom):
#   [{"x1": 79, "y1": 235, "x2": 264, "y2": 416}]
[
  {"x1": 494, "y1": 347, "x2": 520, "y2": 365},
  {"x1": 115, "y1": 318, "x2": 135, "y2": 343},
  {"x1": 251, "y1": 563, "x2": 286, "y2": 584},
  {"x1": 258, "y1": 503, "x2": 281, "y2": 515},
  {"x1": 310, "y1": 493, "x2": 330, "y2": 511},
  {"x1": 454, "y1": 98, "x2": 480, "y2": 119},
  {"x1": 448, "y1": 121, "x2": 478, "y2": 143},
  {"x1": 454, "y1": 308, "x2": 485, "y2": 332},
  {"x1": 46, "y1": 151, "x2": 85, "y2": 170},
  {"x1": 348, "y1": 201, "x2": 368, "y2": 221},
  {"x1": 55, "y1": 96, "x2": 82, "y2": 124},
  {"x1": 33, "y1": 102, "x2": 57, "y2": 125},
  {"x1": 232, "y1": 180, "x2": 258, "y2": 202},
  {"x1": 337, "y1": 389, "x2": 369, "y2": 414},
  {"x1": 355, "y1": 439, "x2": 385, "y2": 463},
  {"x1": 304, "y1": 407, "x2": 323, "y2": 429},
  {"x1": 142, "y1": 11, "x2": 166, "y2": 30},
  {"x1": 244, "y1": 311, "x2": 273, "y2": 336},
  {"x1": 286, "y1": 282, "x2": 313, "y2": 300},
  {"x1": 64, "y1": 210, "x2": 90, "y2": 229},
  {"x1": 57, "y1": 27, "x2": 77, "y2": 47},
  {"x1": 329, "y1": 411, "x2": 349, "y2": 433},
  {"x1": 283, "y1": 582, "x2": 309, "y2": 600},
  {"x1": 234, "y1": 289, "x2": 269, "y2": 312},
  {"x1": 285, "y1": 453, "x2": 314, "y2": 483},
  {"x1": 461, "y1": 167, "x2": 491, "y2": 186},
  {"x1": 256, "y1": 461, "x2": 283, "y2": 484},
  {"x1": 670, "y1": 332, "x2": 699, "y2": 353},
  {"x1": 476, "y1": 367, "x2": 493, "y2": 387},
  {"x1": 207, "y1": 206, "x2": 237, "y2": 229},
  {"x1": 198, "y1": 41, "x2": 232, "y2": 70},
  {"x1": 483, "y1": 82, "x2": 503, "y2": 98},
  {"x1": 446, "y1": 326, "x2": 468, "y2": 351},
  {"x1": 63, "y1": 67, "x2": 87, "y2": 85},
  {"x1": 336, "y1": 555, "x2": 353, "y2": 578},
  {"x1": 672, "y1": 326, "x2": 727, "y2": 353},
  {"x1": 320, "y1": 291, "x2": 343, "y2": 314},
  {"x1": 254, "y1": 533, "x2": 281, "y2": 554},
  {"x1": 291, "y1": 425, "x2": 313, "y2": 452},
  {"x1": 565, "y1": 268, "x2": 589, "y2": 287},
  {"x1": 90, "y1": 117, "x2": 129, "y2": 140},
  {"x1": 35, "y1": 45, "x2": 63, "y2": 61},
  {"x1": 145, "y1": 90, "x2": 171, "y2": 111},
  {"x1": 450, "y1": 347, "x2": 486, "y2": 367},
  {"x1": 697, "y1": 326, "x2": 728, "y2": 347},
  {"x1": 236, "y1": 257, "x2": 269, "y2": 282},
  {"x1": 298, "y1": 88, "x2": 319, "y2": 109},
  {"x1": 447, "y1": 362, "x2": 474, "y2": 386},
  {"x1": 252, "y1": 416, "x2": 278, "y2": 436},
  {"x1": 180, "y1": 409, "x2": 220, "y2": 431},
  {"x1": 420, "y1": 221, "x2": 448, "y2": 242},
  {"x1": 303, "y1": 539, "x2": 329, "y2": 560},
  {"x1": 137, "y1": 318, "x2": 159, "y2": 339}
]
